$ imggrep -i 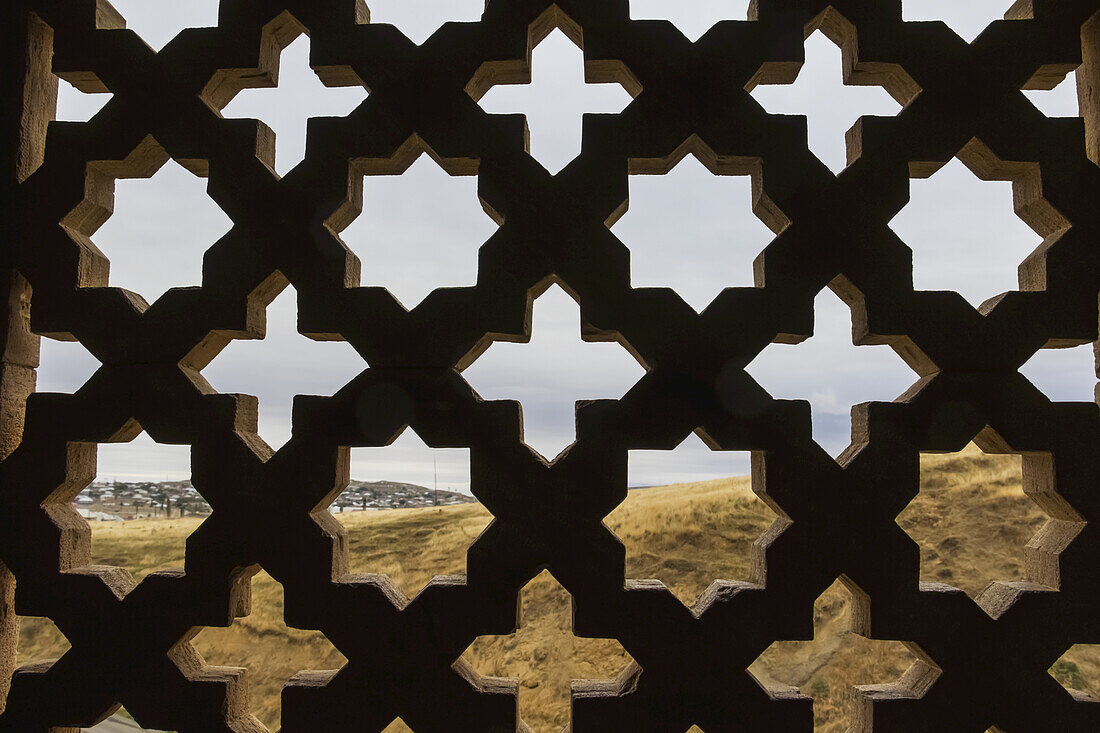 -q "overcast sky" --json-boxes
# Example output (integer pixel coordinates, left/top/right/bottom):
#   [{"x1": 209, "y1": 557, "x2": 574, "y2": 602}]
[{"x1": 39, "y1": 1, "x2": 1095, "y2": 491}]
